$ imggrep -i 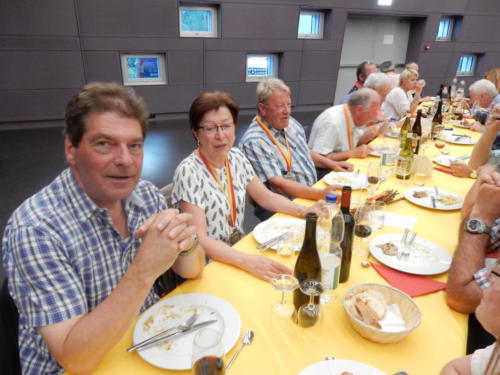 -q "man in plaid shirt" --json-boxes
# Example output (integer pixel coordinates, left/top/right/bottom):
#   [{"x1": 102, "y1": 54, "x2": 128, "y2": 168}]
[{"x1": 2, "y1": 83, "x2": 205, "y2": 374}]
